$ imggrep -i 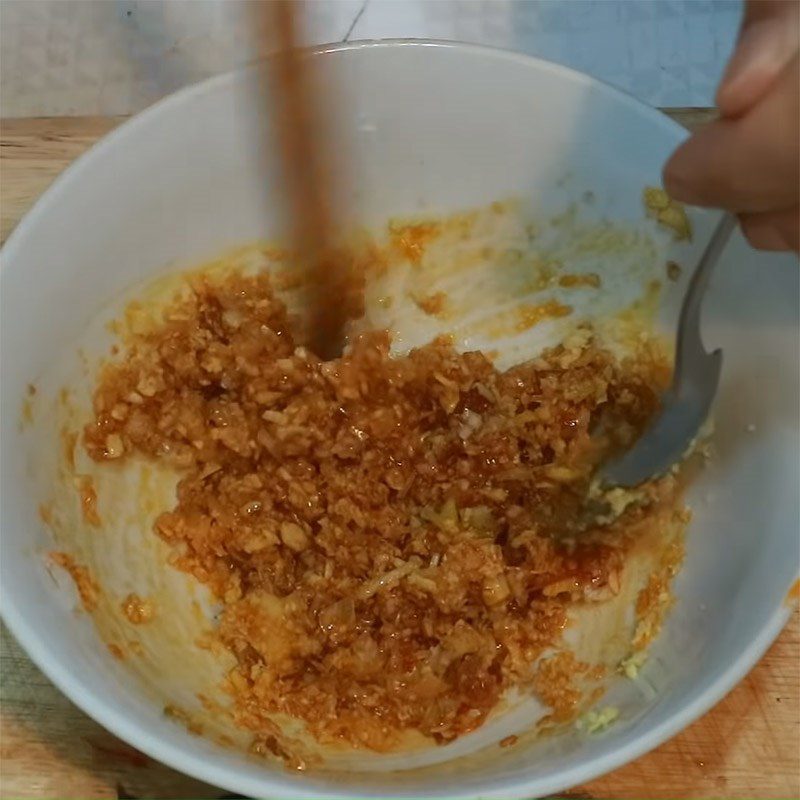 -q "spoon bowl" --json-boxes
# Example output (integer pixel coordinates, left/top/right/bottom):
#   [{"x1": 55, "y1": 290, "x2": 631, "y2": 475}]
[{"x1": 602, "y1": 213, "x2": 737, "y2": 487}]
